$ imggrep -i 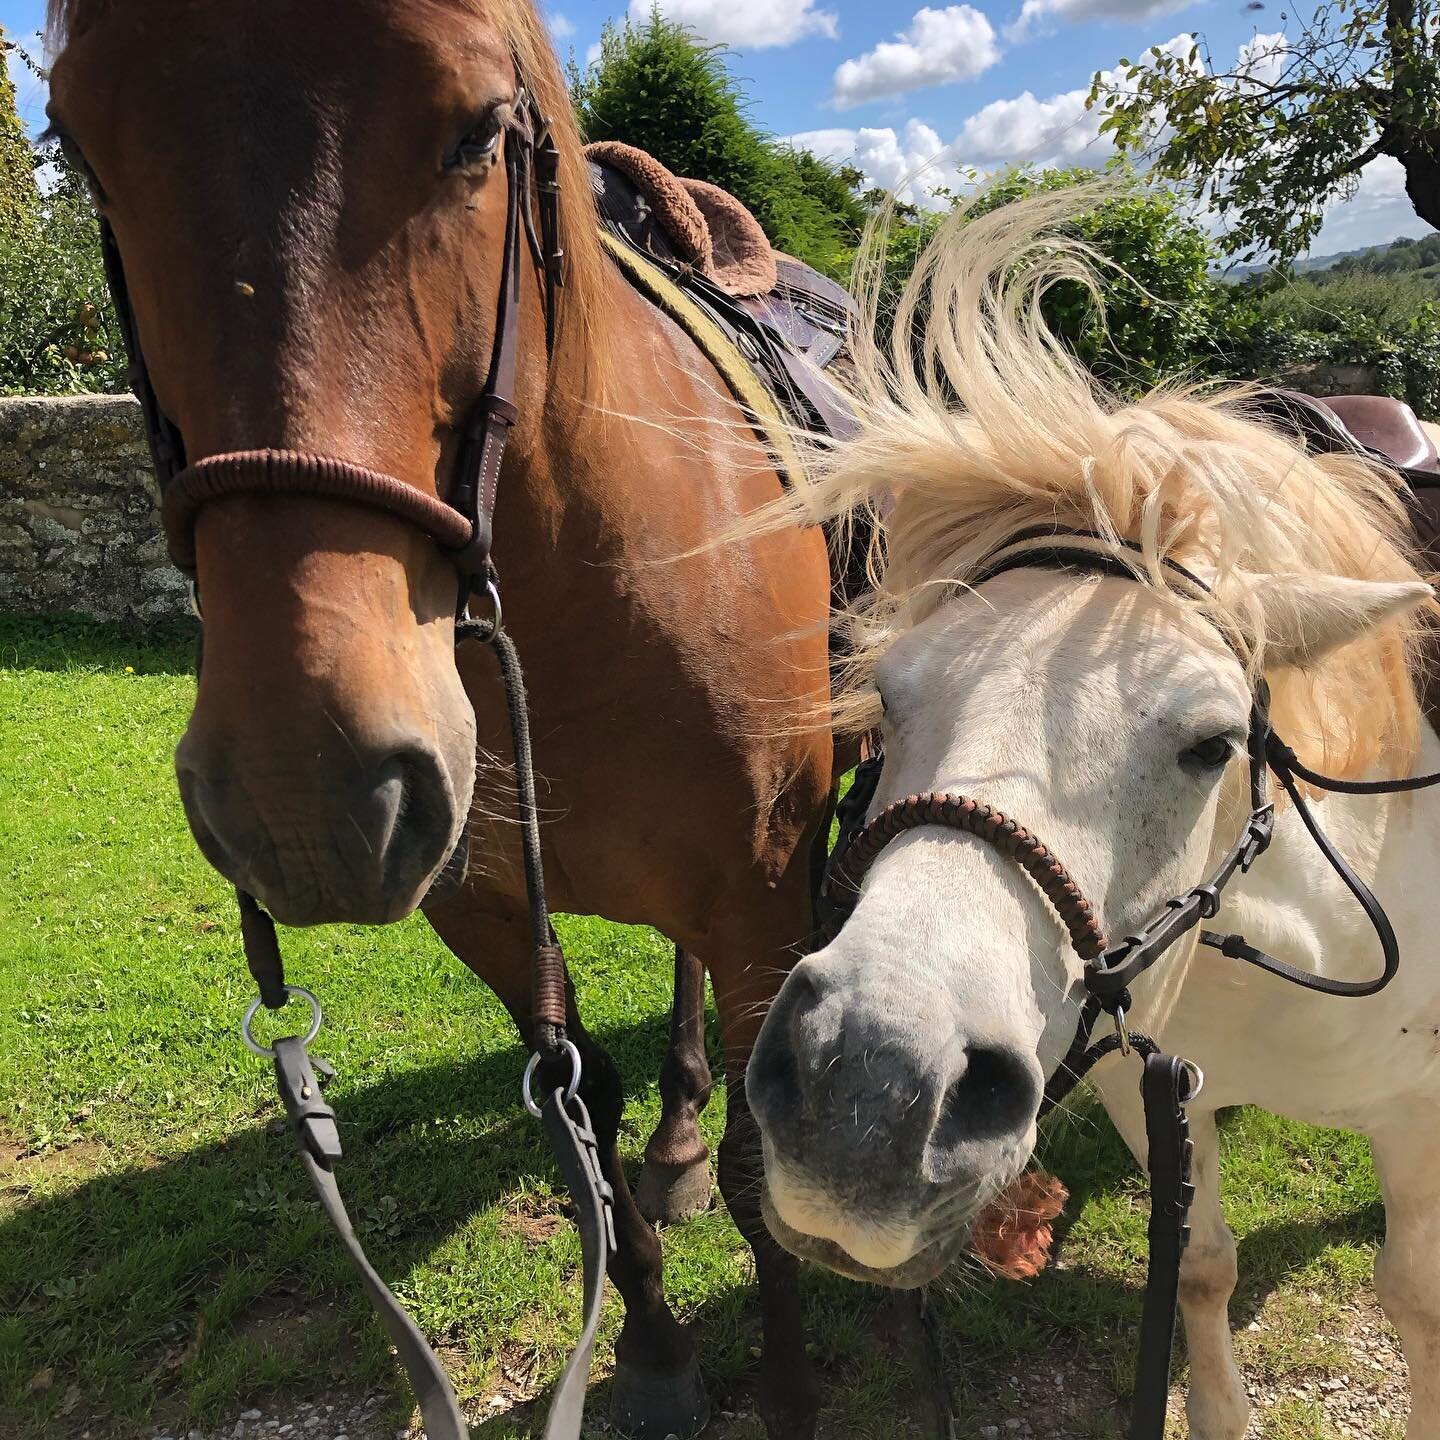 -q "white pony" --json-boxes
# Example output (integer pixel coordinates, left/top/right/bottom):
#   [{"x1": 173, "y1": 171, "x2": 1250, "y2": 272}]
[{"x1": 741, "y1": 190, "x2": 1440, "y2": 1438}]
